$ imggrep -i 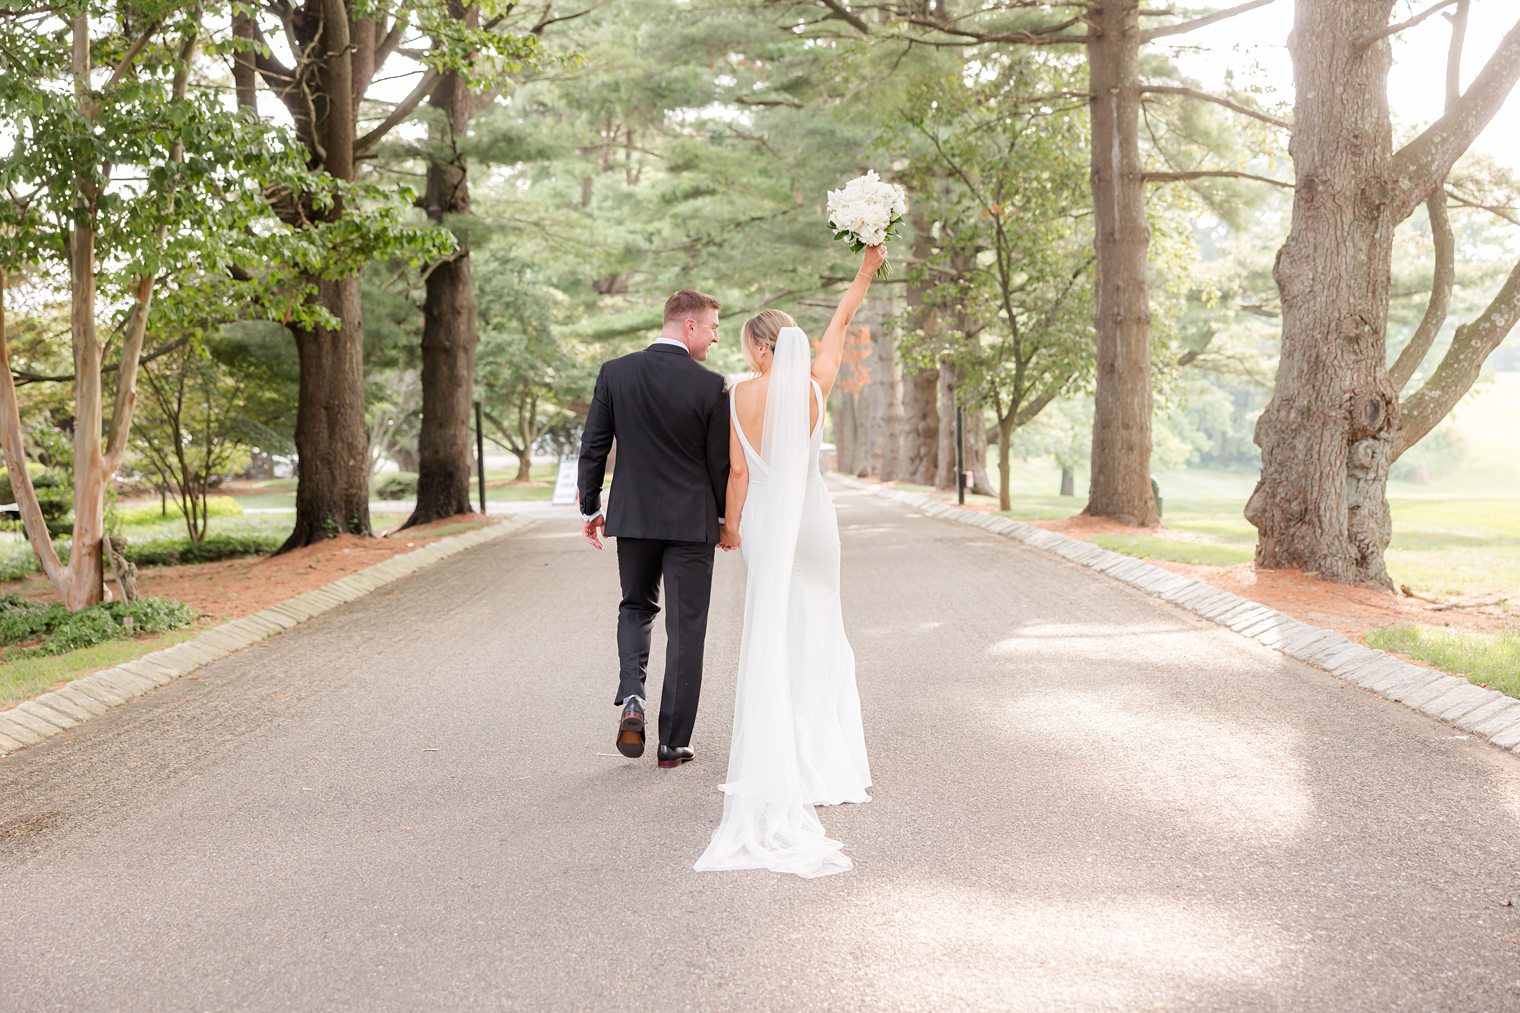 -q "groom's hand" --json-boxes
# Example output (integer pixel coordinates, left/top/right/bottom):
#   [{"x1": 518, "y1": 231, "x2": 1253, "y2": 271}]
[{"x1": 582, "y1": 515, "x2": 606, "y2": 550}]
